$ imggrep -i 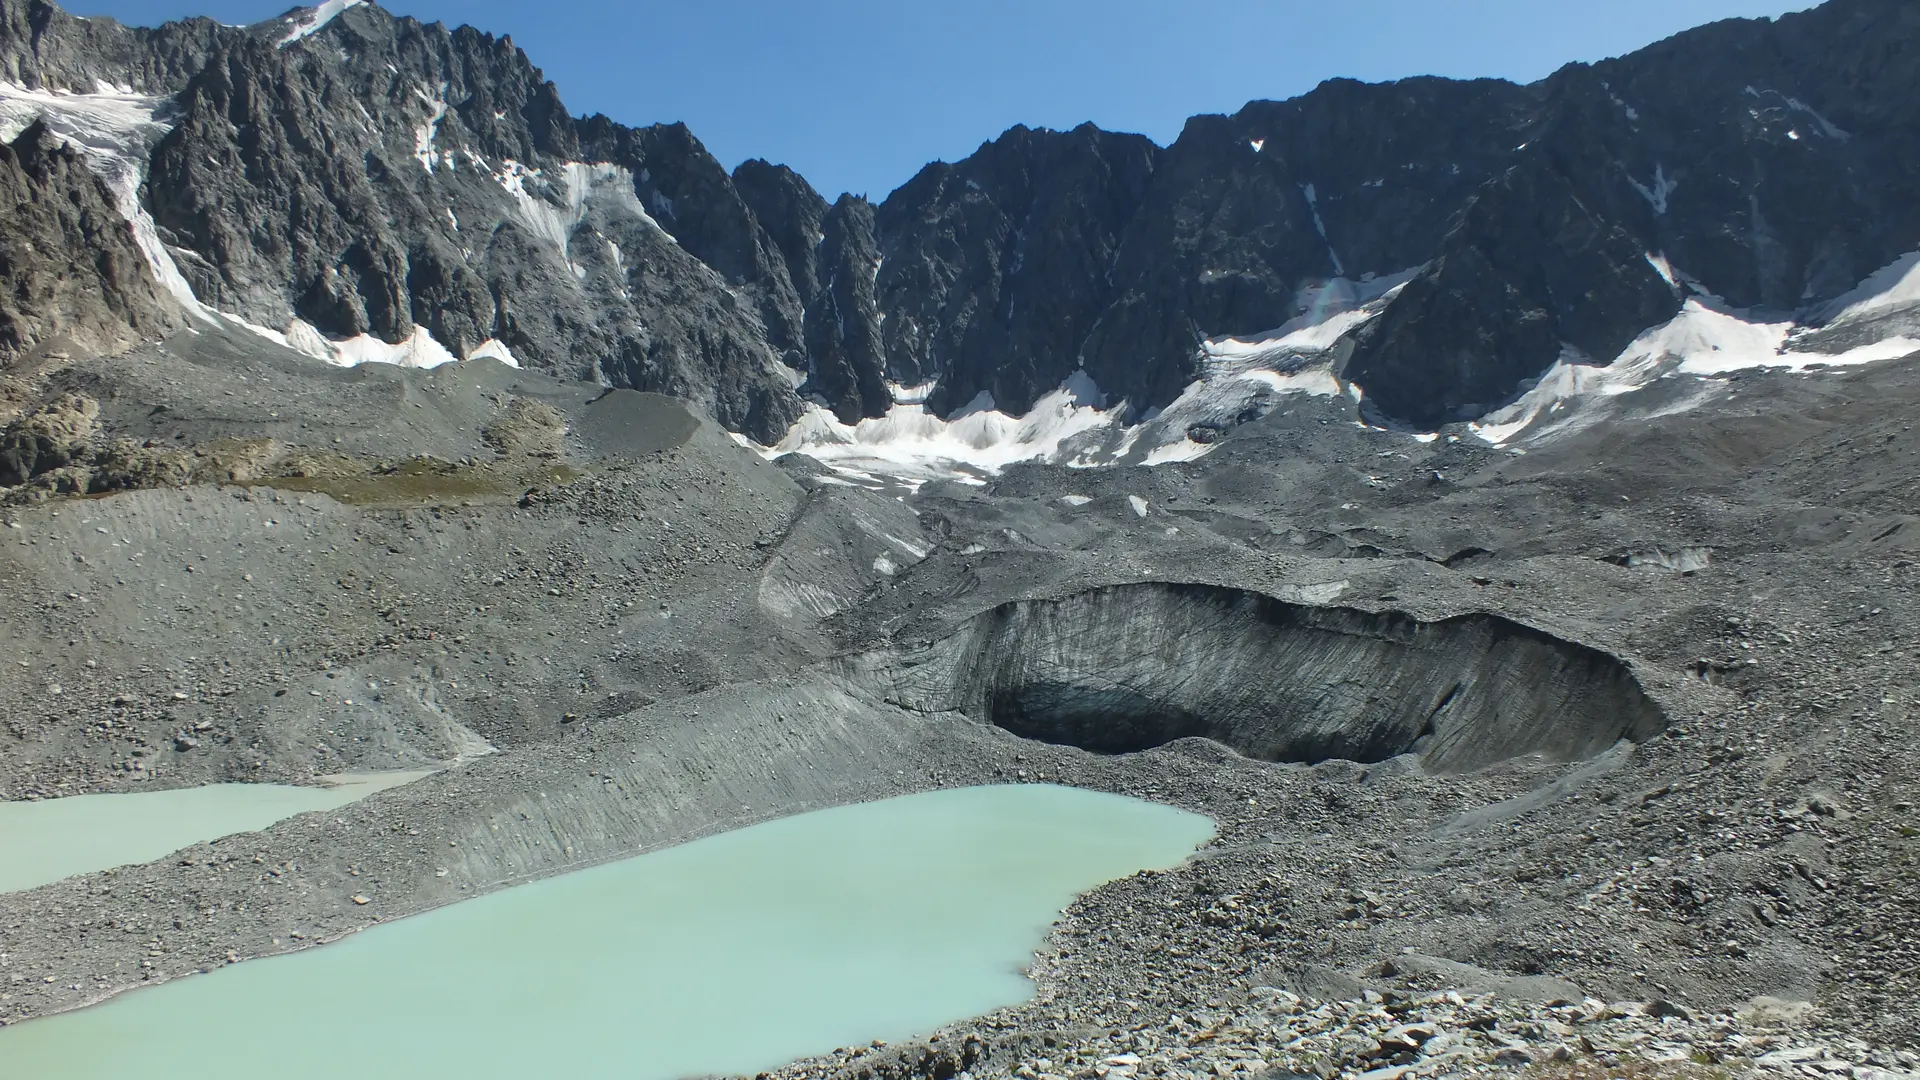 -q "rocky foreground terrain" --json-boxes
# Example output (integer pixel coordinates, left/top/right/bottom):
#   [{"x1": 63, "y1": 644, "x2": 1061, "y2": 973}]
[
  {"x1": 0, "y1": 321, "x2": 1912, "y2": 1080},
  {"x1": 0, "y1": 0, "x2": 1918, "y2": 1078}
]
